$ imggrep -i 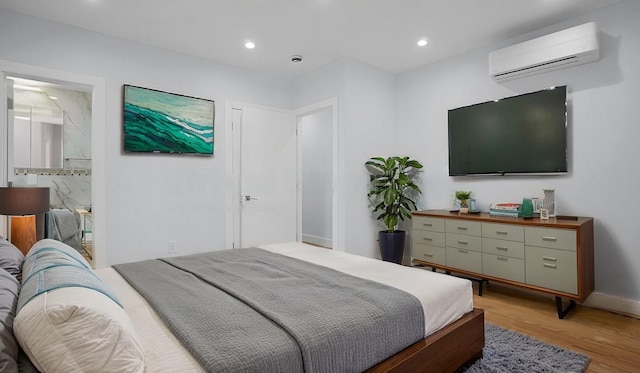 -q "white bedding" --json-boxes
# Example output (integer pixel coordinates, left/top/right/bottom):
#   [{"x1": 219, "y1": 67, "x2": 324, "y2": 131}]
[{"x1": 95, "y1": 242, "x2": 473, "y2": 372}]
